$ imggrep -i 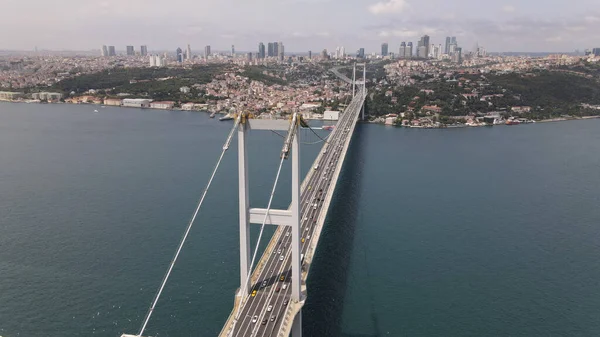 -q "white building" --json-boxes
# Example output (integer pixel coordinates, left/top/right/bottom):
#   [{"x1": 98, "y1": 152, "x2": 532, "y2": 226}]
[
  {"x1": 324, "y1": 110, "x2": 340, "y2": 121},
  {"x1": 122, "y1": 98, "x2": 151, "y2": 108},
  {"x1": 179, "y1": 86, "x2": 190, "y2": 94},
  {"x1": 150, "y1": 101, "x2": 175, "y2": 109},
  {"x1": 31, "y1": 92, "x2": 63, "y2": 101},
  {"x1": 0, "y1": 91, "x2": 24, "y2": 100}
]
